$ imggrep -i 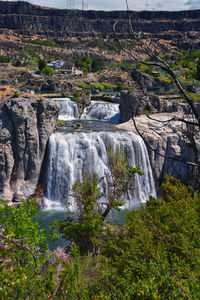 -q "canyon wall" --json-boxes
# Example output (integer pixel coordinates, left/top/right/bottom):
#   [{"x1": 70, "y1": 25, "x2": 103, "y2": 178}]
[
  {"x1": 118, "y1": 92, "x2": 195, "y2": 187},
  {"x1": 0, "y1": 96, "x2": 59, "y2": 204},
  {"x1": 0, "y1": 1, "x2": 200, "y2": 50}
]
